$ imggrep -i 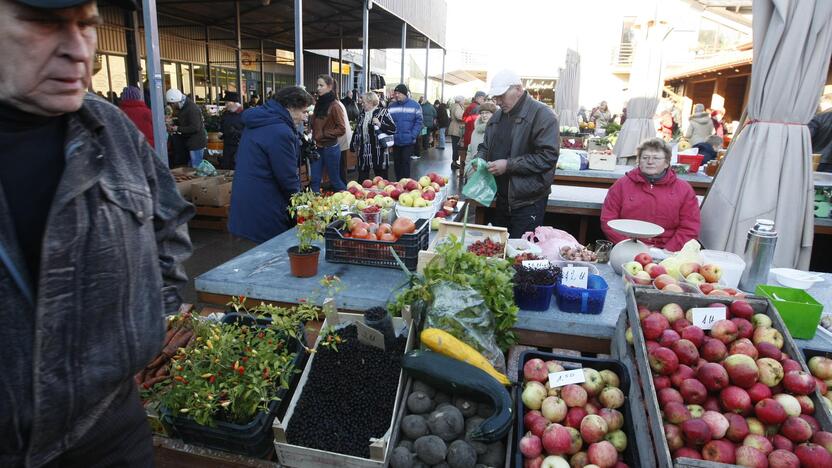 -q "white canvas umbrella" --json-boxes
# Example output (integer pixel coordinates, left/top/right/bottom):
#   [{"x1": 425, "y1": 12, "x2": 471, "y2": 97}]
[
  {"x1": 700, "y1": 0, "x2": 832, "y2": 270},
  {"x1": 613, "y1": 19, "x2": 672, "y2": 157},
  {"x1": 555, "y1": 49, "x2": 580, "y2": 128}
]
